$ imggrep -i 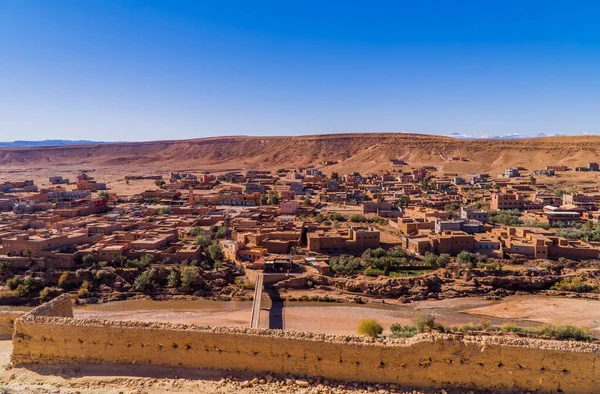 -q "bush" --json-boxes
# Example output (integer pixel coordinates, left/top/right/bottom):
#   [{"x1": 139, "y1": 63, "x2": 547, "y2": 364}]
[
  {"x1": 180, "y1": 267, "x2": 198, "y2": 288},
  {"x1": 7, "y1": 276, "x2": 22, "y2": 291},
  {"x1": 39, "y1": 287, "x2": 51, "y2": 301},
  {"x1": 413, "y1": 312, "x2": 437, "y2": 333},
  {"x1": 194, "y1": 234, "x2": 211, "y2": 248},
  {"x1": 357, "y1": 318, "x2": 383, "y2": 338},
  {"x1": 14, "y1": 277, "x2": 40, "y2": 297},
  {"x1": 0, "y1": 261, "x2": 11, "y2": 273},
  {"x1": 77, "y1": 280, "x2": 91, "y2": 298},
  {"x1": 133, "y1": 270, "x2": 155, "y2": 292},
  {"x1": 552, "y1": 276, "x2": 597, "y2": 293},
  {"x1": 436, "y1": 254, "x2": 450, "y2": 268},
  {"x1": 15, "y1": 283, "x2": 31, "y2": 297},
  {"x1": 423, "y1": 252, "x2": 438, "y2": 267},
  {"x1": 329, "y1": 256, "x2": 362, "y2": 274},
  {"x1": 58, "y1": 271, "x2": 77, "y2": 290},
  {"x1": 501, "y1": 323, "x2": 593, "y2": 342},
  {"x1": 125, "y1": 254, "x2": 154, "y2": 269},
  {"x1": 167, "y1": 270, "x2": 180, "y2": 288},
  {"x1": 82, "y1": 254, "x2": 96, "y2": 264},
  {"x1": 349, "y1": 214, "x2": 368, "y2": 223},
  {"x1": 457, "y1": 251, "x2": 479, "y2": 269},
  {"x1": 389, "y1": 323, "x2": 418, "y2": 338},
  {"x1": 211, "y1": 226, "x2": 227, "y2": 239}
]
